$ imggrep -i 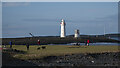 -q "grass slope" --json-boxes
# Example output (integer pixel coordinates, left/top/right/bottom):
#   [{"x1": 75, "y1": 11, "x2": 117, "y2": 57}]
[{"x1": 3, "y1": 45, "x2": 119, "y2": 60}]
